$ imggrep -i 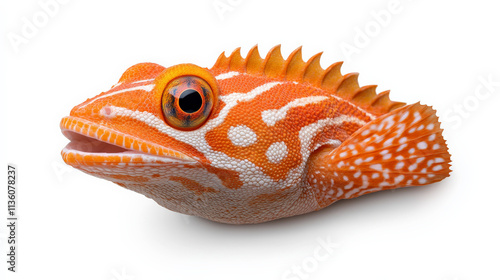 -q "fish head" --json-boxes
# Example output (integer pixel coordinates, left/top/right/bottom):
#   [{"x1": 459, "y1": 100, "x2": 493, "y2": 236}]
[{"x1": 60, "y1": 61, "x2": 317, "y2": 201}]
